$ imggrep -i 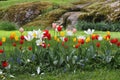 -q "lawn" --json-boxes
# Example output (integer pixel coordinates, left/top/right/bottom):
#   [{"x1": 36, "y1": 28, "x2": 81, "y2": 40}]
[
  {"x1": 7, "y1": 69, "x2": 120, "y2": 80},
  {"x1": 0, "y1": 30, "x2": 120, "y2": 38}
]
